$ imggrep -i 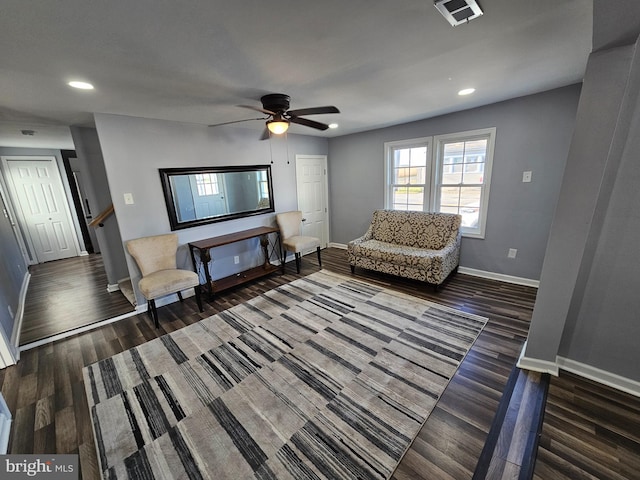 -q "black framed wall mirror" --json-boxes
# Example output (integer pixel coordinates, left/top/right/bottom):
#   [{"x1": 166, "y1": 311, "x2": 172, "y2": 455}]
[{"x1": 159, "y1": 165, "x2": 275, "y2": 230}]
